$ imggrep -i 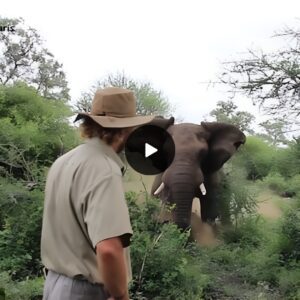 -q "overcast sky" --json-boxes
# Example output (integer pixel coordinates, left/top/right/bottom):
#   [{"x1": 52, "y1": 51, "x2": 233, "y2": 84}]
[{"x1": 2, "y1": 0, "x2": 300, "y2": 125}]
